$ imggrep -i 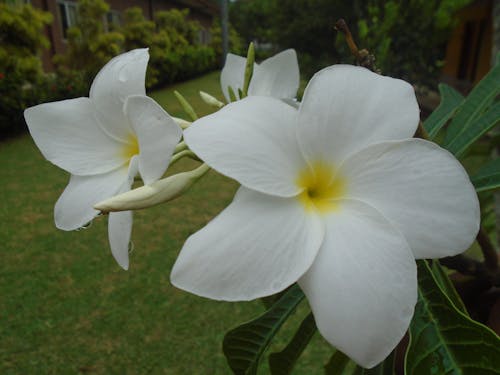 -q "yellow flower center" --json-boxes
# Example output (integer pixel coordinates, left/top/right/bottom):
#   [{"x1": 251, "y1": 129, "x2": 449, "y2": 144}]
[
  {"x1": 296, "y1": 161, "x2": 346, "y2": 213},
  {"x1": 122, "y1": 134, "x2": 139, "y2": 160}
]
